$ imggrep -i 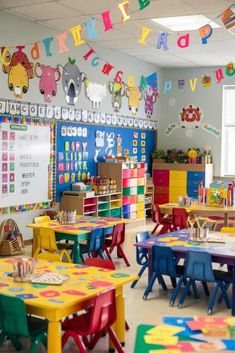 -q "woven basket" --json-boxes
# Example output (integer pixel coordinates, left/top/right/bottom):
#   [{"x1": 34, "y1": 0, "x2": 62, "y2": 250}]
[{"x1": 0, "y1": 219, "x2": 24, "y2": 256}]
